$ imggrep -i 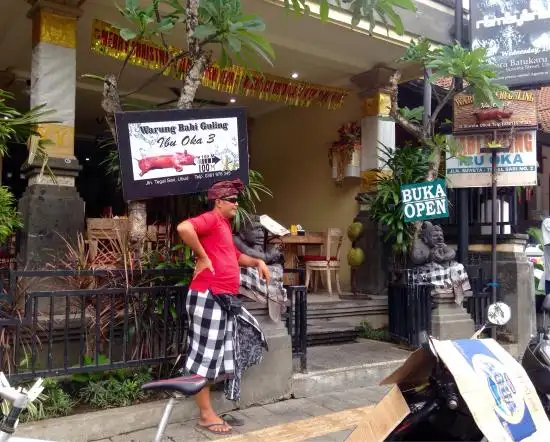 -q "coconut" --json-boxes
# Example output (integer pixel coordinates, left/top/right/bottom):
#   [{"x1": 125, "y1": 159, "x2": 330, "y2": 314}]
[
  {"x1": 347, "y1": 222, "x2": 363, "y2": 241},
  {"x1": 347, "y1": 247, "x2": 365, "y2": 267}
]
